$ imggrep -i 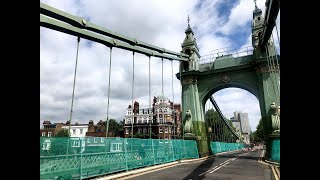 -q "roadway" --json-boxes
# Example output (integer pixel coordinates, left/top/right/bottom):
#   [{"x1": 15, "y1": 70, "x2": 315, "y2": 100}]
[{"x1": 120, "y1": 148, "x2": 278, "y2": 180}]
